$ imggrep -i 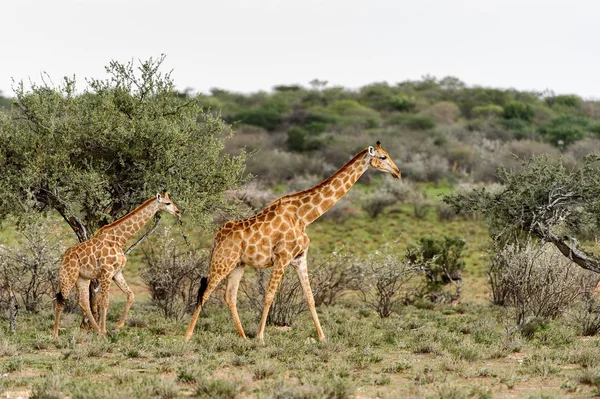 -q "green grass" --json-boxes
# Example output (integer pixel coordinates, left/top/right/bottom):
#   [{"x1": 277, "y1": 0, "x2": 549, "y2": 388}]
[
  {"x1": 2, "y1": 300, "x2": 600, "y2": 398},
  {"x1": 1, "y1": 185, "x2": 598, "y2": 398}
]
